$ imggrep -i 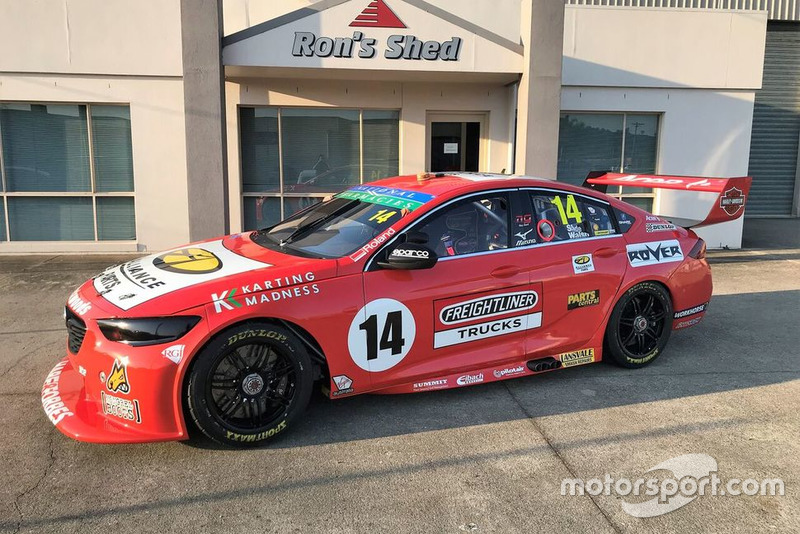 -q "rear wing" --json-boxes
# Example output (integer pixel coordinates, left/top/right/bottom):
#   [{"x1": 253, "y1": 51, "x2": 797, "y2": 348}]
[{"x1": 582, "y1": 172, "x2": 752, "y2": 228}]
